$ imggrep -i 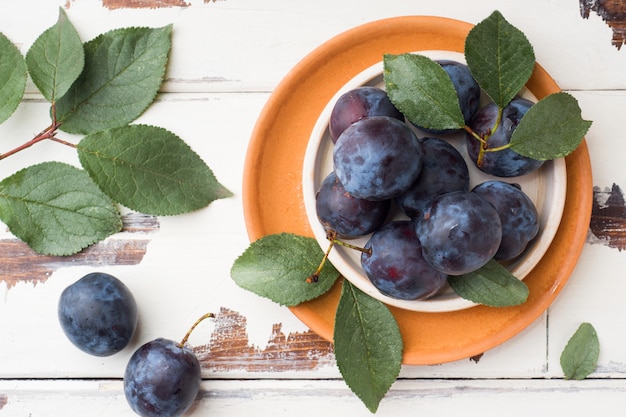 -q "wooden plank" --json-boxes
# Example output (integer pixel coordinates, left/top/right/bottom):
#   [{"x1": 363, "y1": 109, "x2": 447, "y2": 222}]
[
  {"x1": 0, "y1": 0, "x2": 624, "y2": 93},
  {"x1": 1, "y1": 378, "x2": 625, "y2": 416}
]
